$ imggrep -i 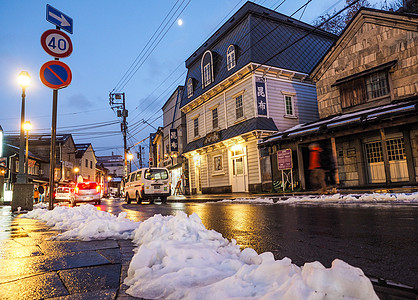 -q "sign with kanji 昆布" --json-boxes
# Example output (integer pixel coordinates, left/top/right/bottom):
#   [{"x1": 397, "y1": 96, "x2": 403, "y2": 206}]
[{"x1": 170, "y1": 129, "x2": 178, "y2": 152}]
